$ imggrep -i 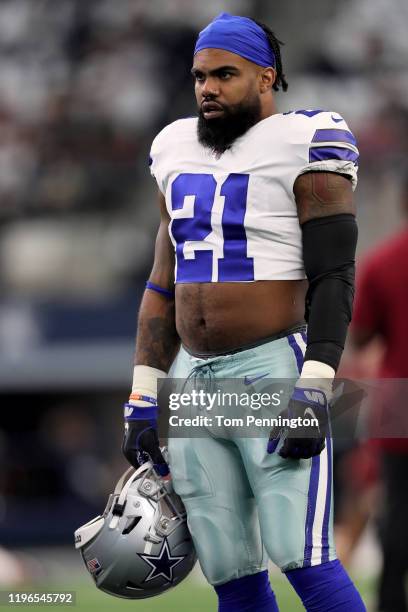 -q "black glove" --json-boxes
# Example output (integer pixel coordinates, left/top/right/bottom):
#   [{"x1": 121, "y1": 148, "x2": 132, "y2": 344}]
[
  {"x1": 122, "y1": 404, "x2": 169, "y2": 476},
  {"x1": 267, "y1": 386, "x2": 330, "y2": 459}
]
